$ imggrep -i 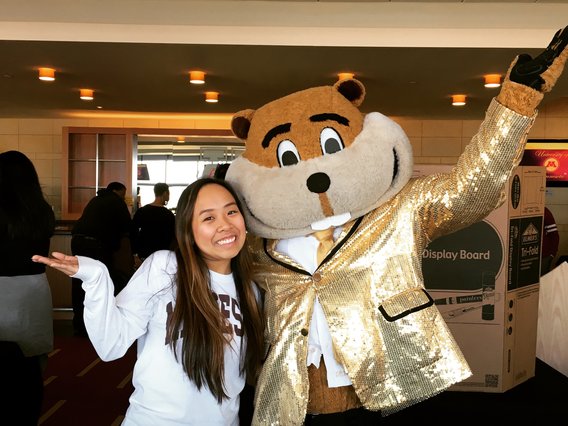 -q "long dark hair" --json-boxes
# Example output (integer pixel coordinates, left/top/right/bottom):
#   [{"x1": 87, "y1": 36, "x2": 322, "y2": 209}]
[
  {"x1": 0, "y1": 150, "x2": 55, "y2": 239},
  {"x1": 166, "y1": 177, "x2": 264, "y2": 402}
]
